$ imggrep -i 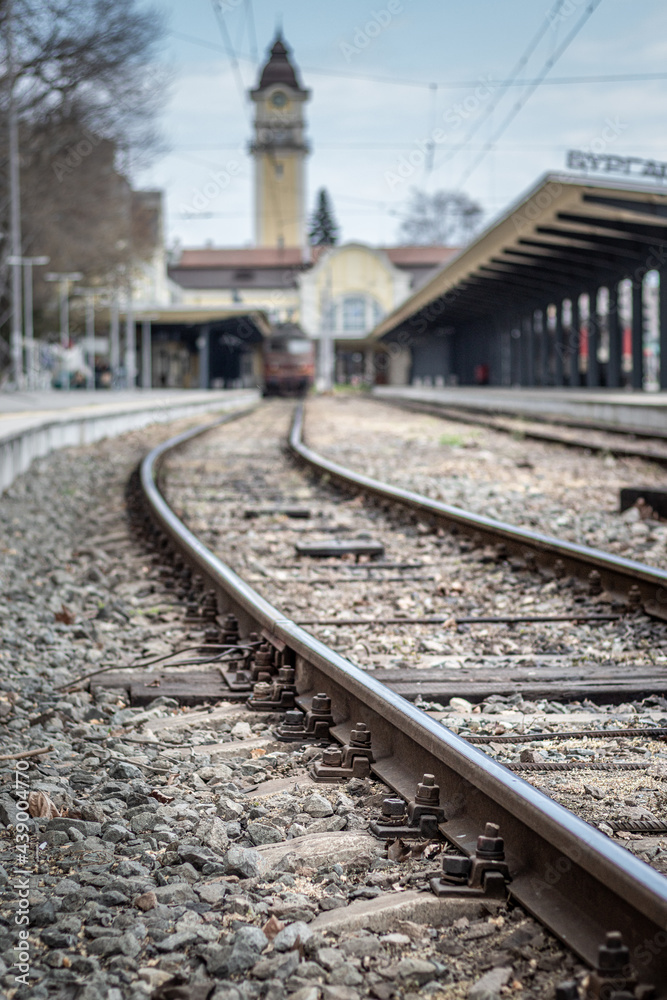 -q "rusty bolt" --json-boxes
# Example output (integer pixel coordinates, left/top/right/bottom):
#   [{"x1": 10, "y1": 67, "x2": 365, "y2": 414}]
[
  {"x1": 381, "y1": 797, "x2": 407, "y2": 819},
  {"x1": 322, "y1": 747, "x2": 343, "y2": 766},
  {"x1": 414, "y1": 774, "x2": 440, "y2": 807},
  {"x1": 588, "y1": 570, "x2": 602, "y2": 596},
  {"x1": 281, "y1": 710, "x2": 304, "y2": 730},
  {"x1": 350, "y1": 723, "x2": 371, "y2": 747},
  {"x1": 311, "y1": 693, "x2": 332, "y2": 714},
  {"x1": 627, "y1": 585, "x2": 642, "y2": 607},
  {"x1": 555, "y1": 984, "x2": 579, "y2": 1000},
  {"x1": 597, "y1": 931, "x2": 630, "y2": 973},
  {"x1": 553, "y1": 559, "x2": 566, "y2": 578},
  {"x1": 254, "y1": 644, "x2": 273, "y2": 669},
  {"x1": 252, "y1": 681, "x2": 272, "y2": 700},
  {"x1": 441, "y1": 854, "x2": 471, "y2": 878},
  {"x1": 277, "y1": 667, "x2": 295, "y2": 684},
  {"x1": 476, "y1": 822, "x2": 505, "y2": 861}
]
